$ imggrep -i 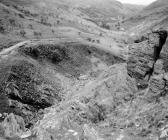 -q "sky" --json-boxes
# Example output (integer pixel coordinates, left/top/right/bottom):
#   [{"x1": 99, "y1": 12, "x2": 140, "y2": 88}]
[{"x1": 117, "y1": 0, "x2": 156, "y2": 5}]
